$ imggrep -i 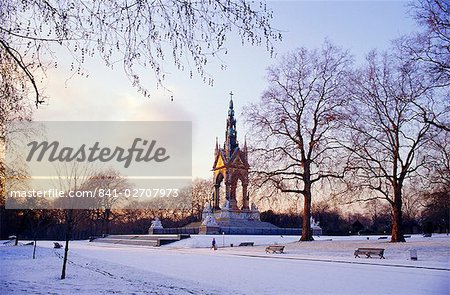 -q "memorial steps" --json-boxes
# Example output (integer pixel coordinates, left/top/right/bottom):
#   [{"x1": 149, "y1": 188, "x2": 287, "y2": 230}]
[{"x1": 90, "y1": 234, "x2": 190, "y2": 247}]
